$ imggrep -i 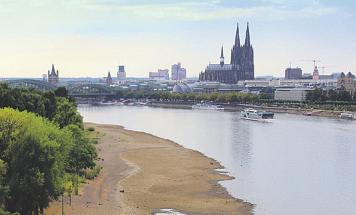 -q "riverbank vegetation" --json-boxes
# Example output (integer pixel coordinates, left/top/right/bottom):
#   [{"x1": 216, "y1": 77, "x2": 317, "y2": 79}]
[
  {"x1": 0, "y1": 84, "x2": 98, "y2": 214},
  {"x1": 112, "y1": 89, "x2": 356, "y2": 111}
]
